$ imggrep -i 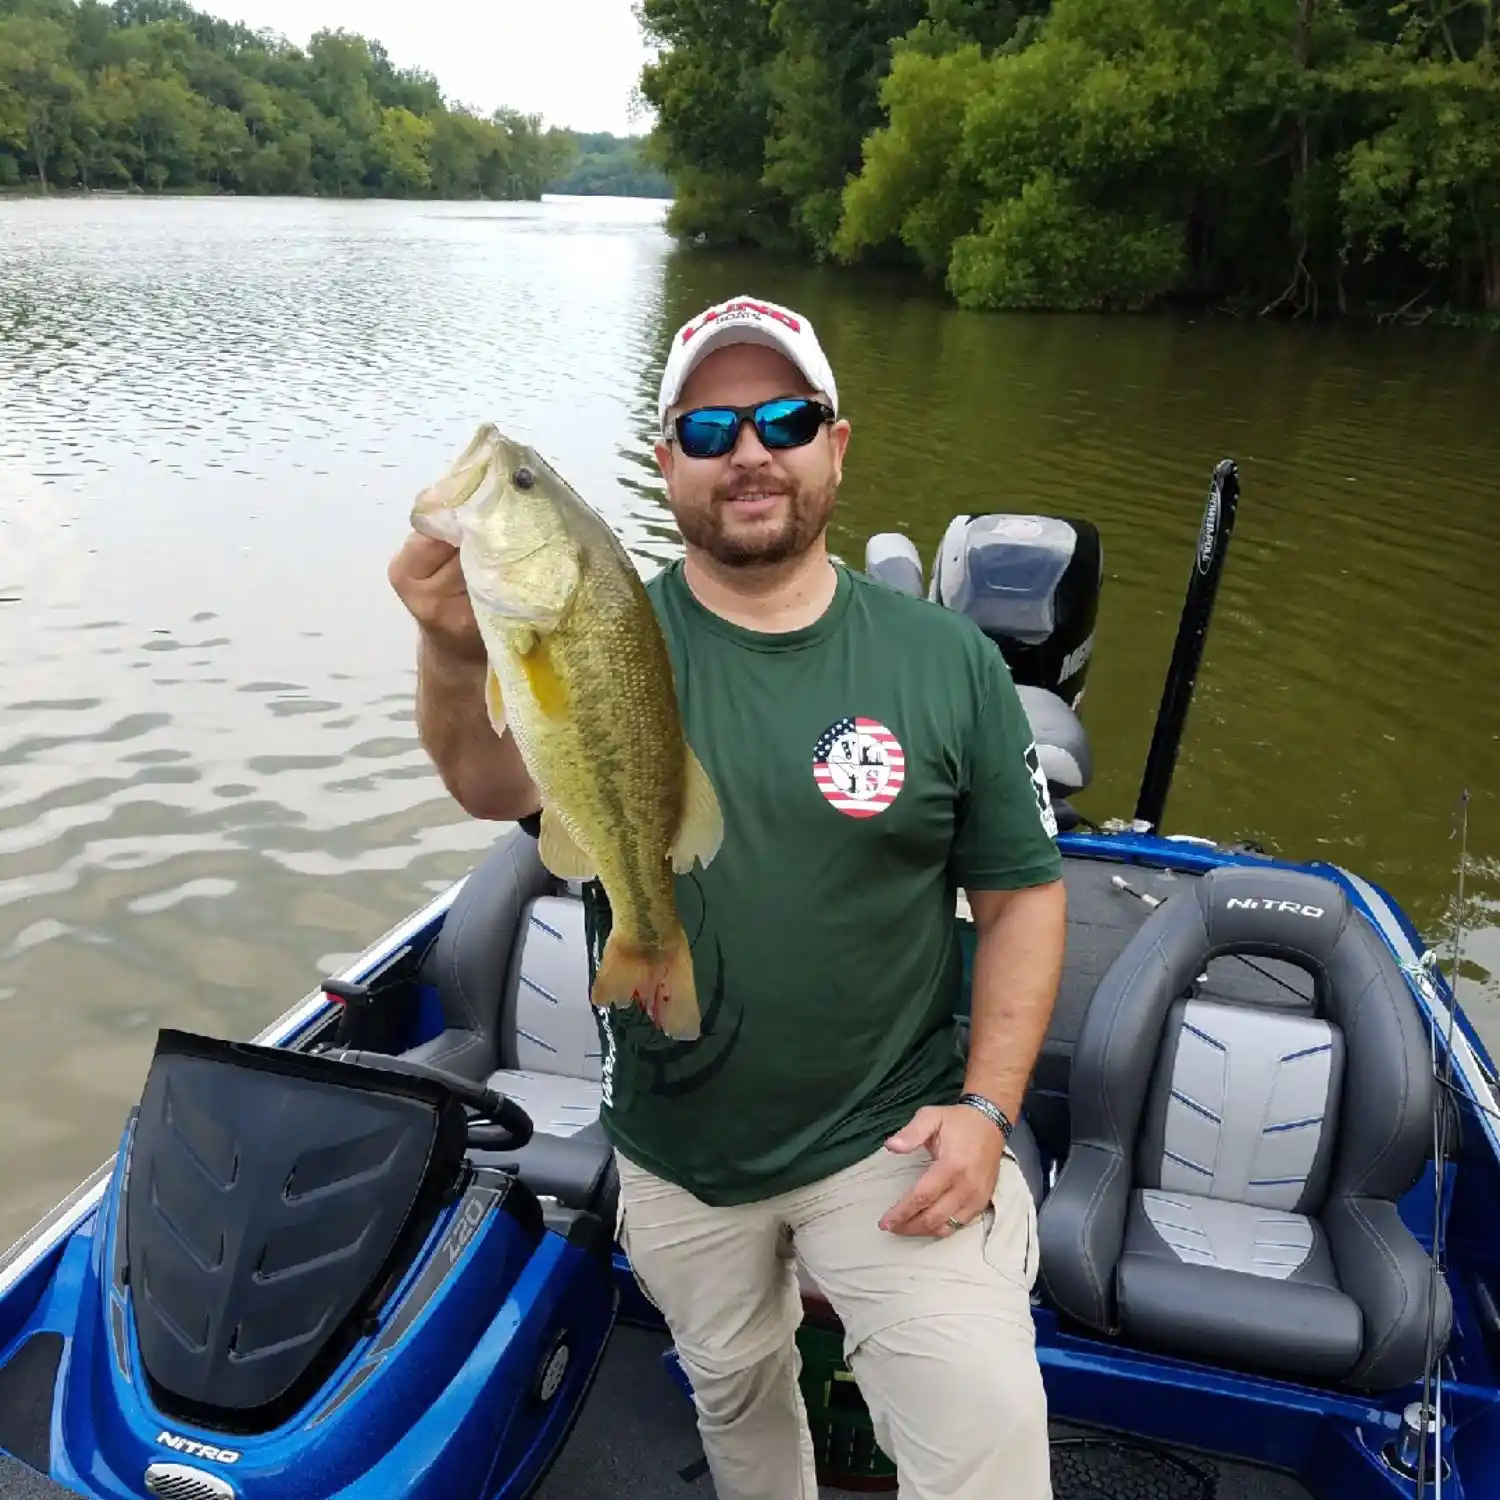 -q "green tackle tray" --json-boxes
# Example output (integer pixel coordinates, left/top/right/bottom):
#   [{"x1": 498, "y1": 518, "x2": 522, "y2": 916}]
[{"x1": 796, "y1": 1316, "x2": 898, "y2": 1491}]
